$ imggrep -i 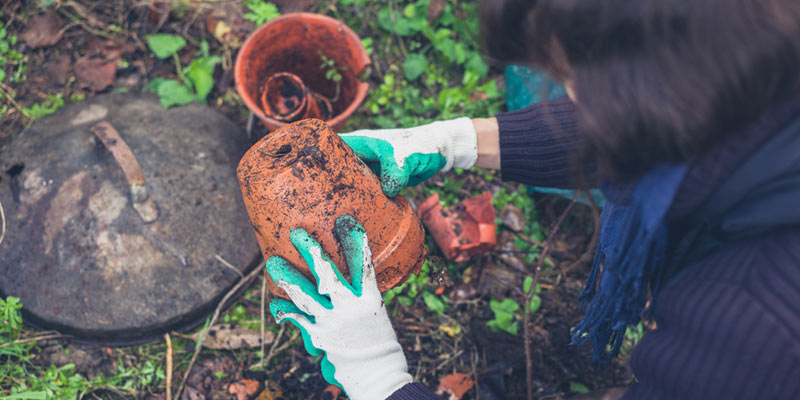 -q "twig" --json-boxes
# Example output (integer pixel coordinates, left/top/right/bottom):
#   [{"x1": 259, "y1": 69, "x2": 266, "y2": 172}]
[
  {"x1": 562, "y1": 190, "x2": 601, "y2": 274},
  {"x1": 259, "y1": 323, "x2": 286, "y2": 368},
  {"x1": 164, "y1": 333, "x2": 173, "y2": 400},
  {"x1": 0, "y1": 332, "x2": 62, "y2": 348},
  {"x1": 174, "y1": 264, "x2": 262, "y2": 400},
  {"x1": 514, "y1": 233, "x2": 546, "y2": 248},
  {"x1": 215, "y1": 254, "x2": 245, "y2": 279},
  {"x1": 523, "y1": 194, "x2": 578, "y2": 400},
  {"x1": 0, "y1": 198, "x2": 6, "y2": 247}
]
